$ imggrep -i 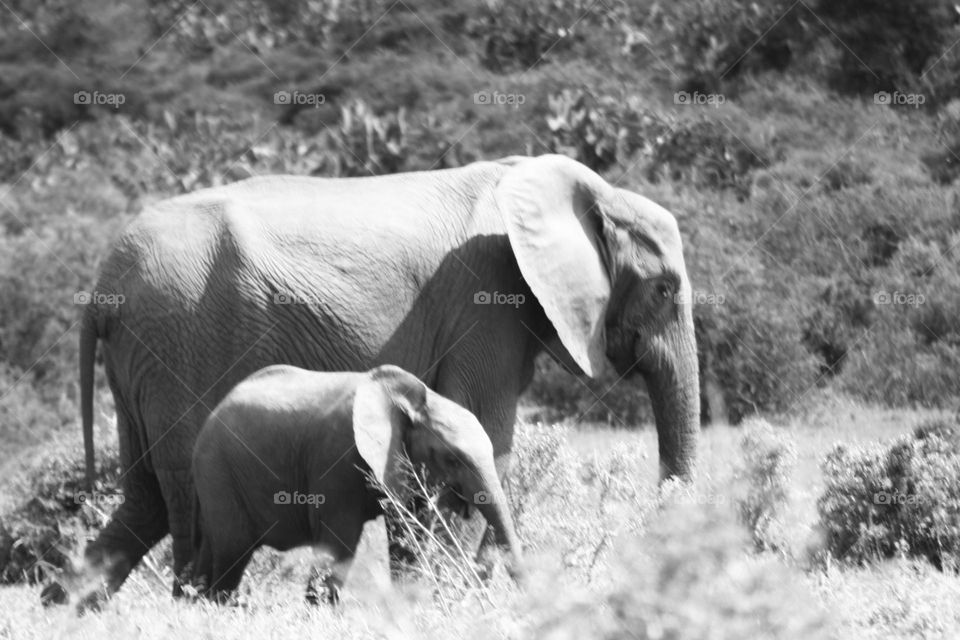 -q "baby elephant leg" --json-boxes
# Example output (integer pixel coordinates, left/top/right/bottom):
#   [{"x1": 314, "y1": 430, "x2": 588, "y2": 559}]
[
  {"x1": 305, "y1": 518, "x2": 363, "y2": 605},
  {"x1": 305, "y1": 557, "x2": 354, "y2": 605}
]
